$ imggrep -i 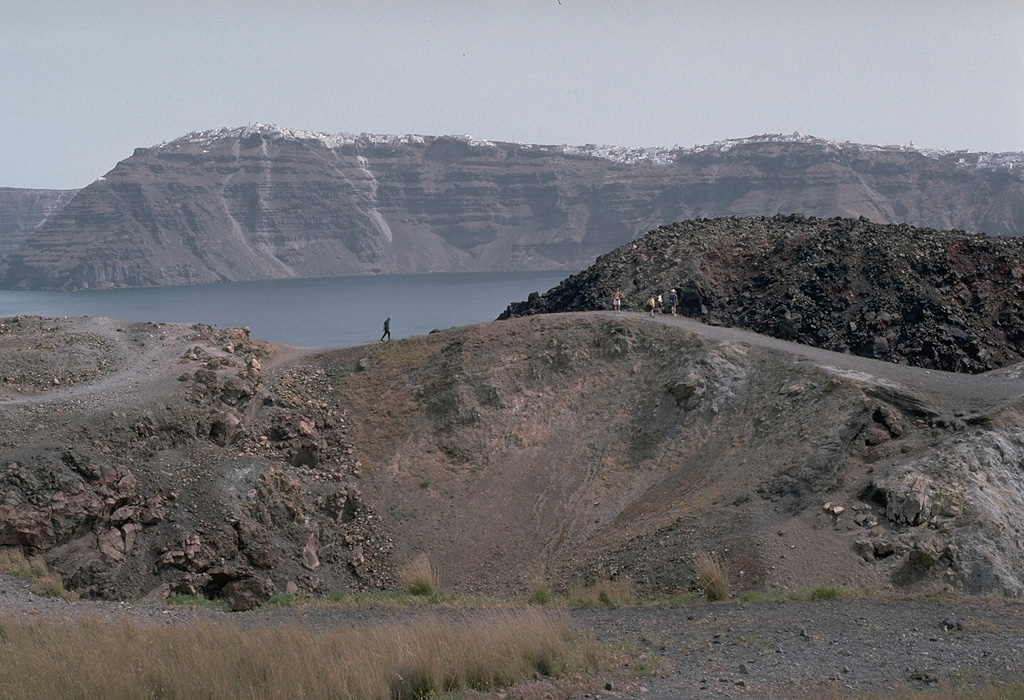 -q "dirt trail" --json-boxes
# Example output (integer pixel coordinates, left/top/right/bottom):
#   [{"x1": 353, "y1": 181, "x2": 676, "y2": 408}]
[
  {"x1": 8, "y1": 311, "x2": 1018, "y2": 418},
  {"x1": 637, "y1": 310, "x2": 1024, "y2": 415},
  {"x1": 1, "y1": 318, "x2": 192, "y2": 406}
]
